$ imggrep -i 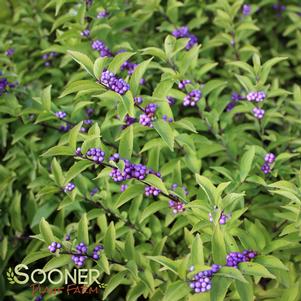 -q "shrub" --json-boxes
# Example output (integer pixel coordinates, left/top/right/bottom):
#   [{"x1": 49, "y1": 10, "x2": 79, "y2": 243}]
[{"x1": 1, "y1": 1, "x2": 301, "y2": 300}]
